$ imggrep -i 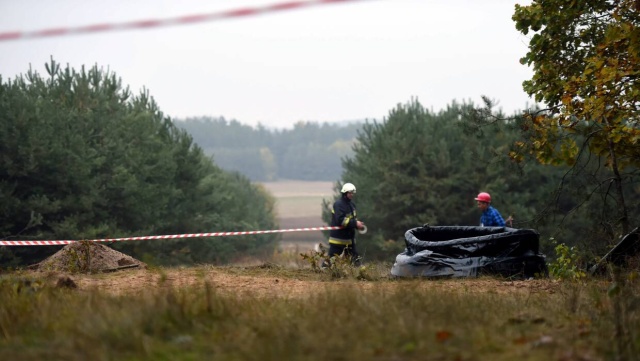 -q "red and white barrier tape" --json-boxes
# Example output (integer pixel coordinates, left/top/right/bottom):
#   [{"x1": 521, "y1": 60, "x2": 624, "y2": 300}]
[
  {"x1": 0, "y1": 0, "x2": 372, "y2": 42},
  {"x1": 0, "y1": 226, "x2": 341, "y2": 246}
]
